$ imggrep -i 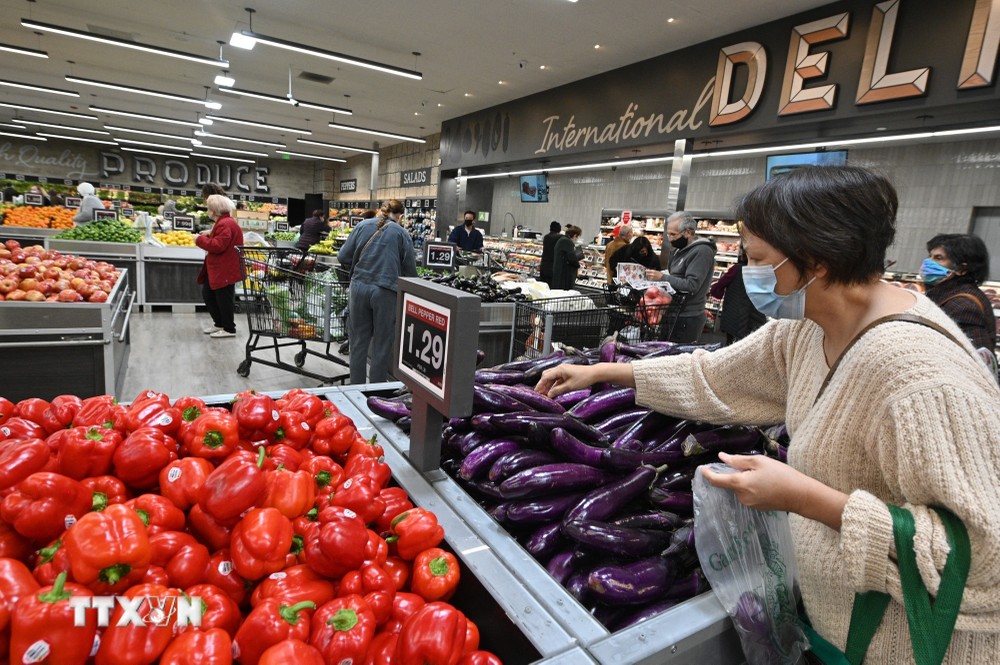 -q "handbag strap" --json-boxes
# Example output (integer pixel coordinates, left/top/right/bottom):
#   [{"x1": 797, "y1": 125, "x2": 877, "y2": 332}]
[
  {"x1": 349, "y1": 221, "x2": 386, "y2": 279},
  {"x1": 940, "y1": 292, "x2": 986, "y2": 314}
]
